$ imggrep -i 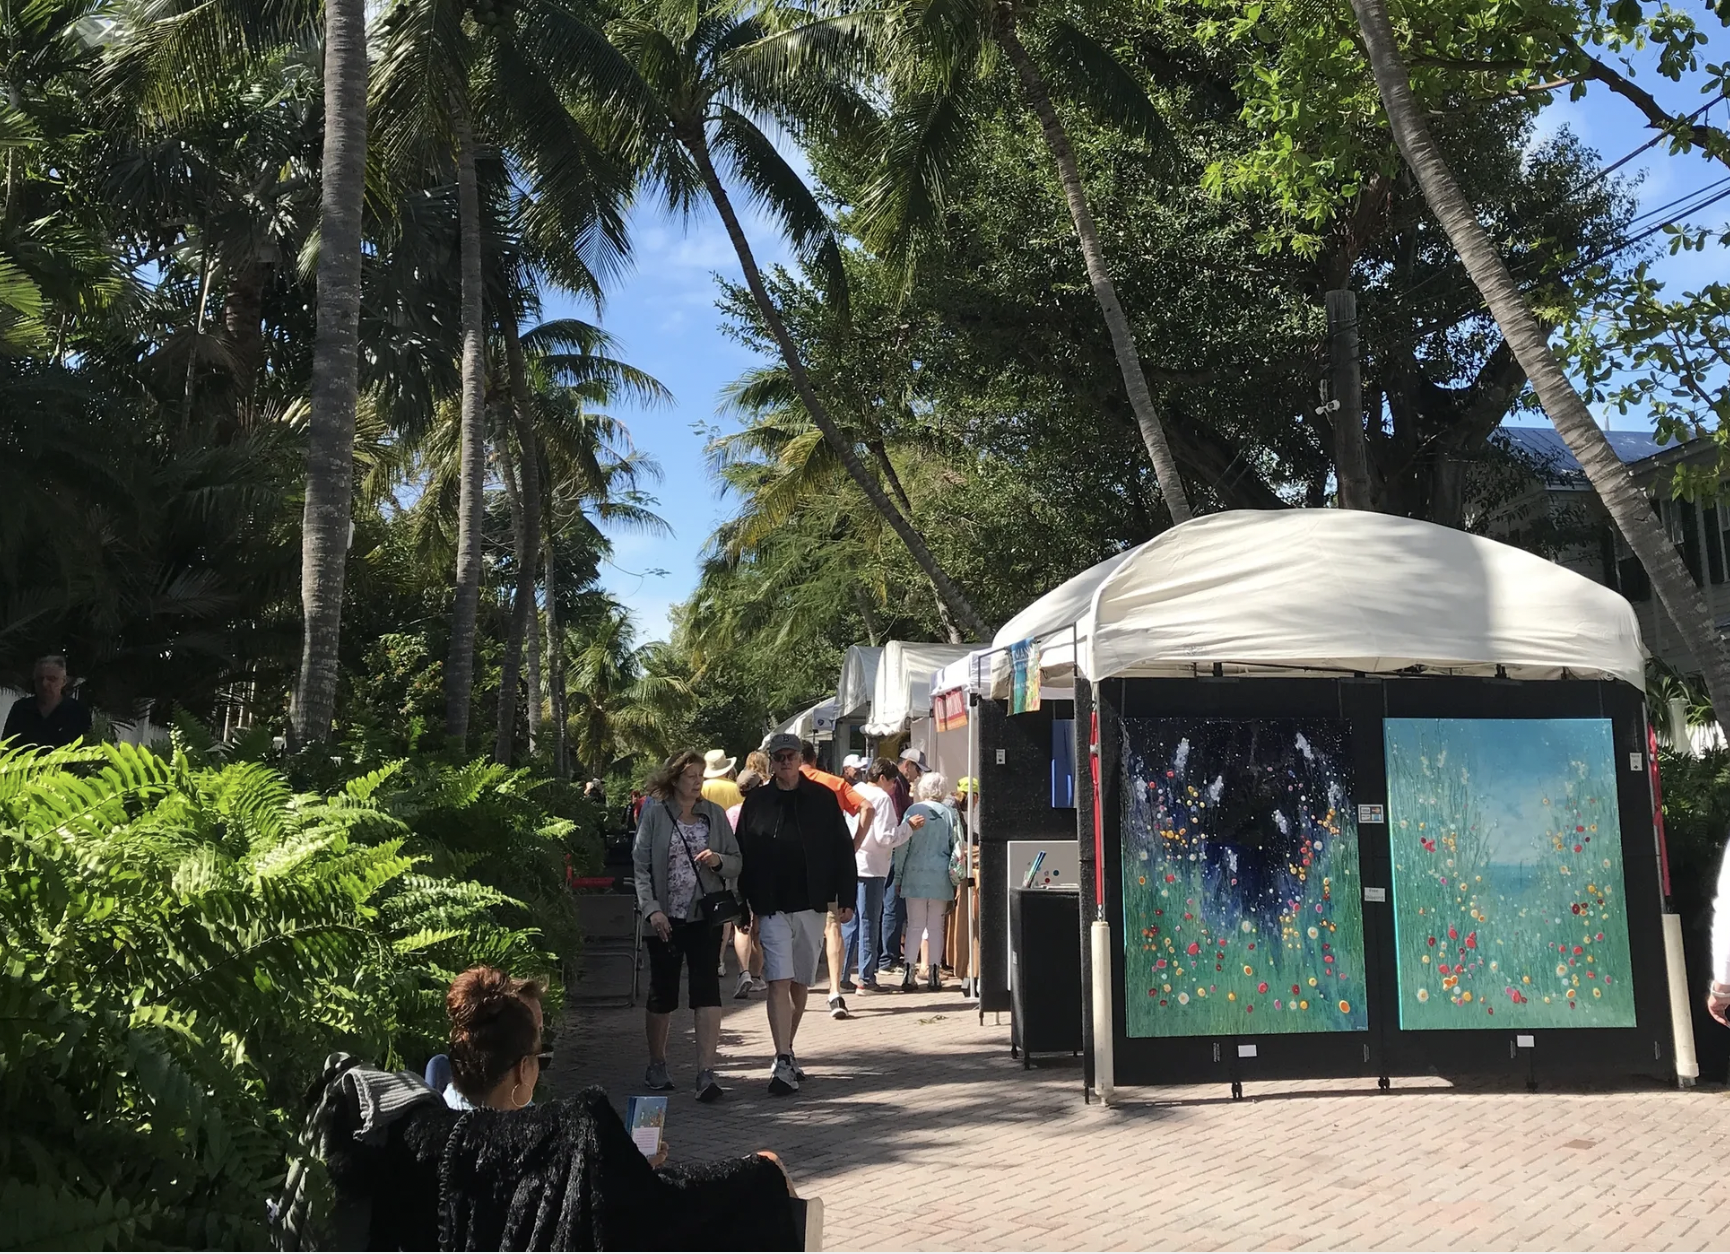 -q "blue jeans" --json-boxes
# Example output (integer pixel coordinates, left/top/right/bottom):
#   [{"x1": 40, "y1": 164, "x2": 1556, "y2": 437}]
[
  {"x1": 842, "y1": 876, "x2": 887, "y2": 986},
  {"x1": 880, "y1": 869, "x2": 907, "y2": 967}
]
